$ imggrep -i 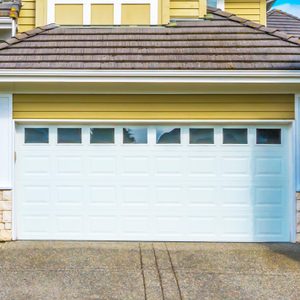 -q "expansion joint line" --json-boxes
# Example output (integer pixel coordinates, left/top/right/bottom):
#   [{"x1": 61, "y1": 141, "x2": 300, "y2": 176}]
[
  {"x1": 152, "y1": 243, "x2": 165, "y2": 300},
  {"x1": 139, "y1": 243, "x2": 147, "y2": 300},
  {"x1": 165, "y1": 243, "x2": 183, "y2": 300}
]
